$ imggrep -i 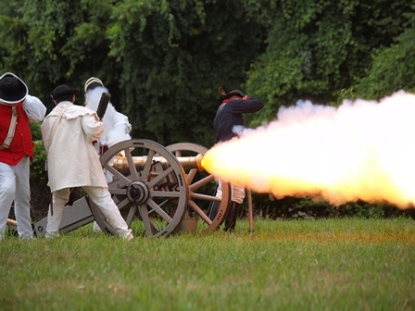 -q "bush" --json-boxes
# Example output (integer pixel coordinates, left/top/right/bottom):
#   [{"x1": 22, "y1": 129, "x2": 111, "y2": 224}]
[
  {"x1": 243, "y1": 194, "x2": 415, "y2": 220},
  {"x1": 29, "y1": 123, "x2": 49, "y2": 221}
]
